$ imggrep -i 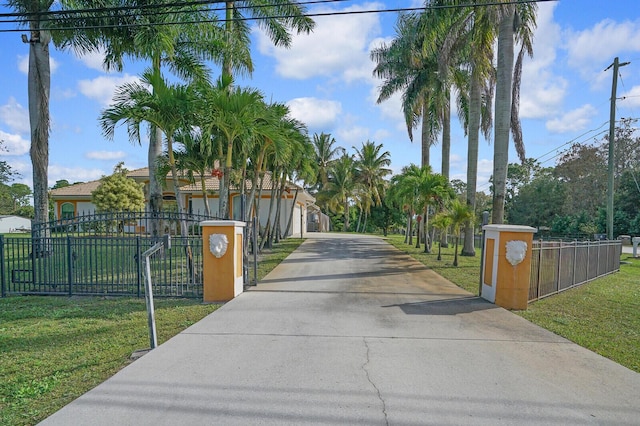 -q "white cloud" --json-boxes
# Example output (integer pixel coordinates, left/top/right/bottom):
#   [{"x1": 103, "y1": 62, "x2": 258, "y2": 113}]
[
  {"x1": 564, "y1": 19, "x2": 640, "y2": 86},
  {"x1": 519, "y1": 2, "x2": 568, "y2": 119},
  {"x1": 0, "y1": 130, "x2": 30, "y2": 155},
  {"x1": 336, "y1": 115, "x2": 370, "y2": 146},
  {"x1": 76, "y1": 49, "x2": 107, "y2": 71},
  {"x1": 620, "y1": 85, "x2": 640, "y2": 108},
  {"x1": 48, "y1": 164, "x2": 106, "y2": 187},
  {"x1": 18, "y1": 54, "x2": 59, "y2": 75},
  {"x1": 286, "y1": 97, "x2": 342, "y2": 130},
  {"x1": 78, "y1": 74, "x2": 140, "y2": 106},
  {"x1": 85, "y1": 150, "x2": 127, "y2": 161},
  {"x1": 0, "y1": 97, "x2": 30, "y2": 134},
  {"x1": 257, "y1": 2, "x2": 382, "y2": 82},
  {"x1": 546, "y1": 104, "x2": 598, "y2": 133}
]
